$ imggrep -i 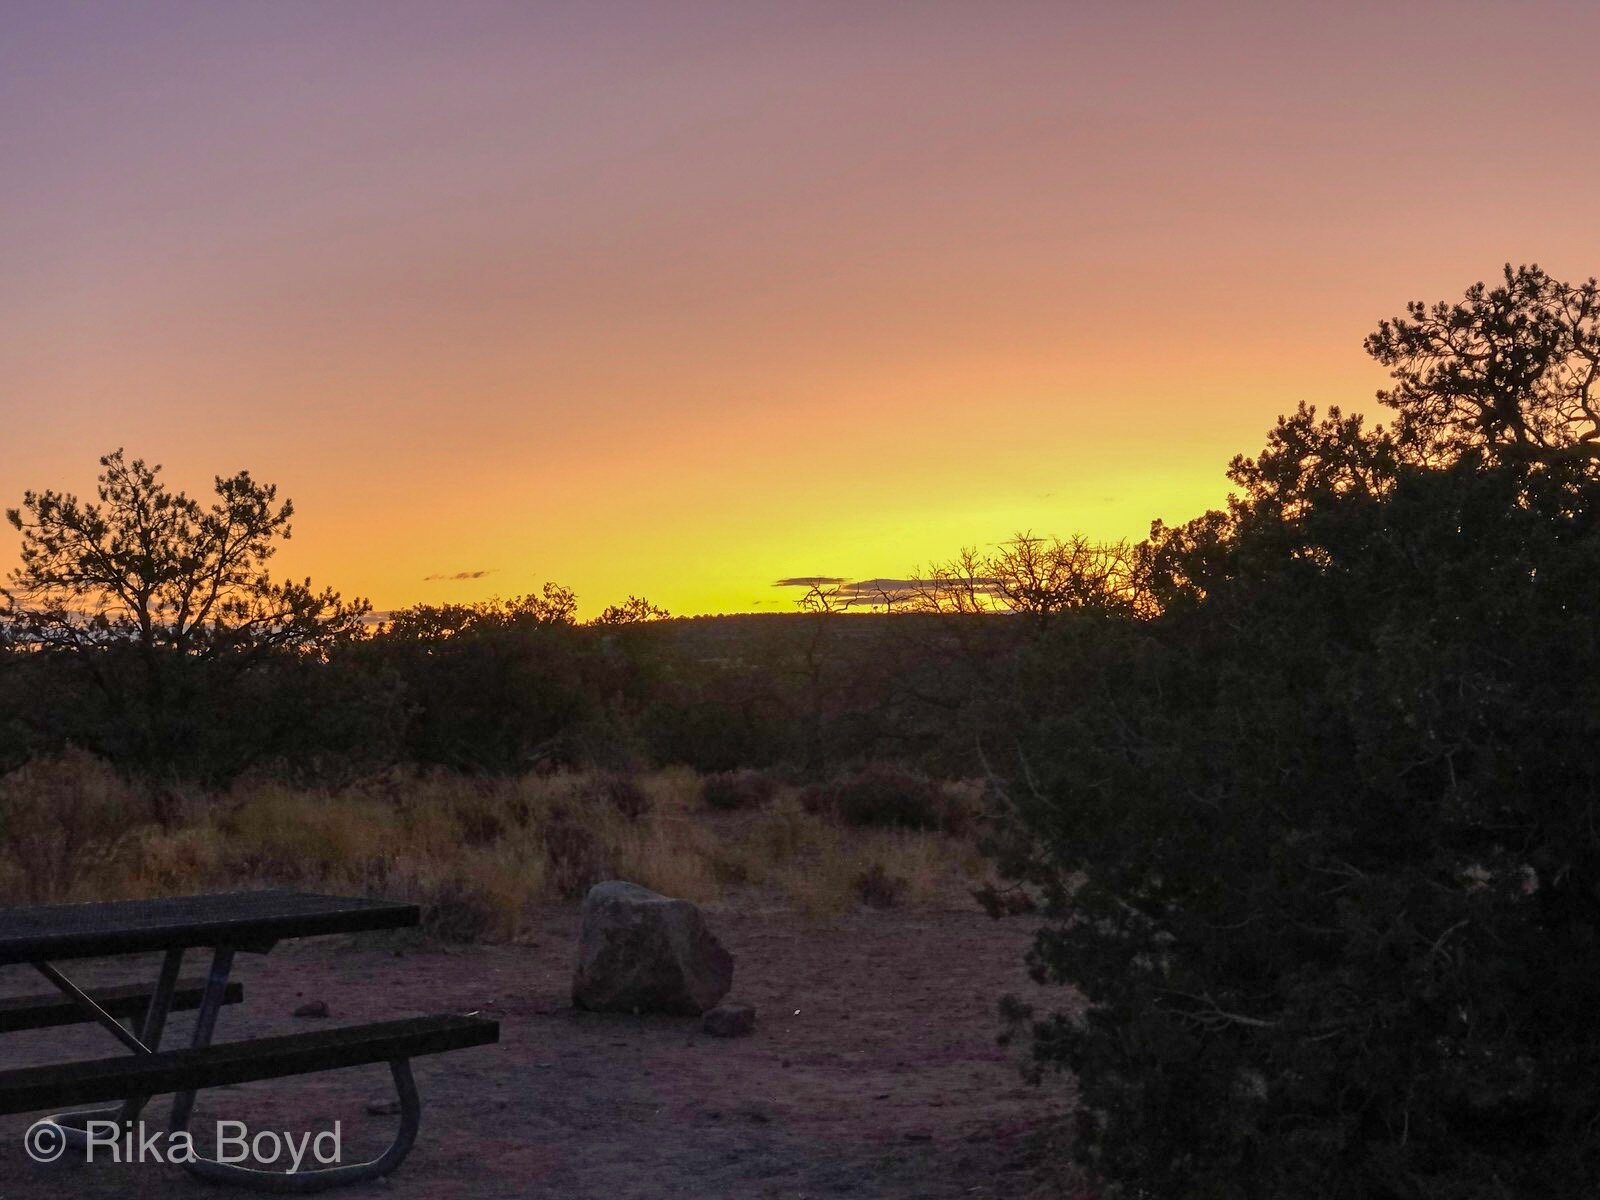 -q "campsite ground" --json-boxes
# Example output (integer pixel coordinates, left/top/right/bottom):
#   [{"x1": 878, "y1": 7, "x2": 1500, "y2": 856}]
[{"x1": 0, "y1": 902, "x2": 1075, "y2": 1199}]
